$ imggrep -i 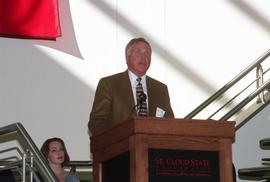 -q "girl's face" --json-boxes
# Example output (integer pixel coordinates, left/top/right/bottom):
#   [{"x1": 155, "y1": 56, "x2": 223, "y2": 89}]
[{"x1": 47, "y1": 141, "x2": 65, "y2": 165}]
